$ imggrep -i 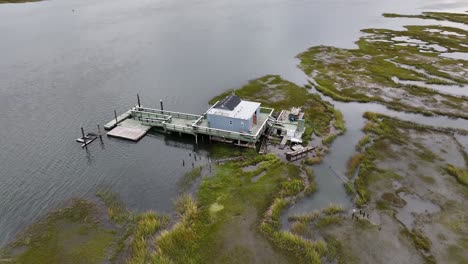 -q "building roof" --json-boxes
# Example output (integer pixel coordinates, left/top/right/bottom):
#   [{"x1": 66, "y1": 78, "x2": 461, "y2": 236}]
[
  {"x1": 213, "y1": 94, "x2": 241, "y2": 111},
  {"x1": 208, "y1": 99, "x2": 260, "y2": 120}
]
